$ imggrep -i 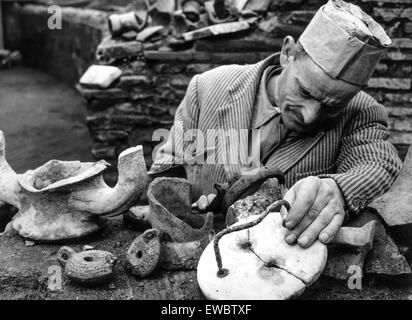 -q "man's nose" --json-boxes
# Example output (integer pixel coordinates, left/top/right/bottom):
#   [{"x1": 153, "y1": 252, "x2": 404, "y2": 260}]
[{"x1": 302, "y1": 100, "x2": 321, "y2": 125}]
